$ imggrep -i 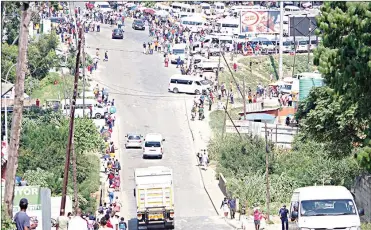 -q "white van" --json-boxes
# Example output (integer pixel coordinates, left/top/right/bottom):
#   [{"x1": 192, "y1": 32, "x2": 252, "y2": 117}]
[
  {"x1": 293, "y1": 72, "x2": 322, "y2": 79},
  {"x1": 200, "y1": 3, "x2": 211, "y2": 15},
  {"x1": 216, "y1": 19, "x2": 240, "y2": 35},
  {"x1": 168, "y1": 74, "x2": 211, "y2": 94},
  {"x1": 170, "y1": 44, "x2": 188, "y2": 64},
  {"x1": 143, "y1": 133, "x2": 165, "y2": 159},
  {"x1": 180, "y1": 16, "x2": 207, "y2": 32},
  {"x1": 62, "y1": 99, "x2": 107, "y2": 119},
  {"x1": 94, "y1": 2, "x2": 112, "y2": 13},
  {"x1": 289, "y1": 186, "x2": 364, "y2": 230},
  {"x1": 214, "y1": 2, "x2": 225, "y2": 14}
]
